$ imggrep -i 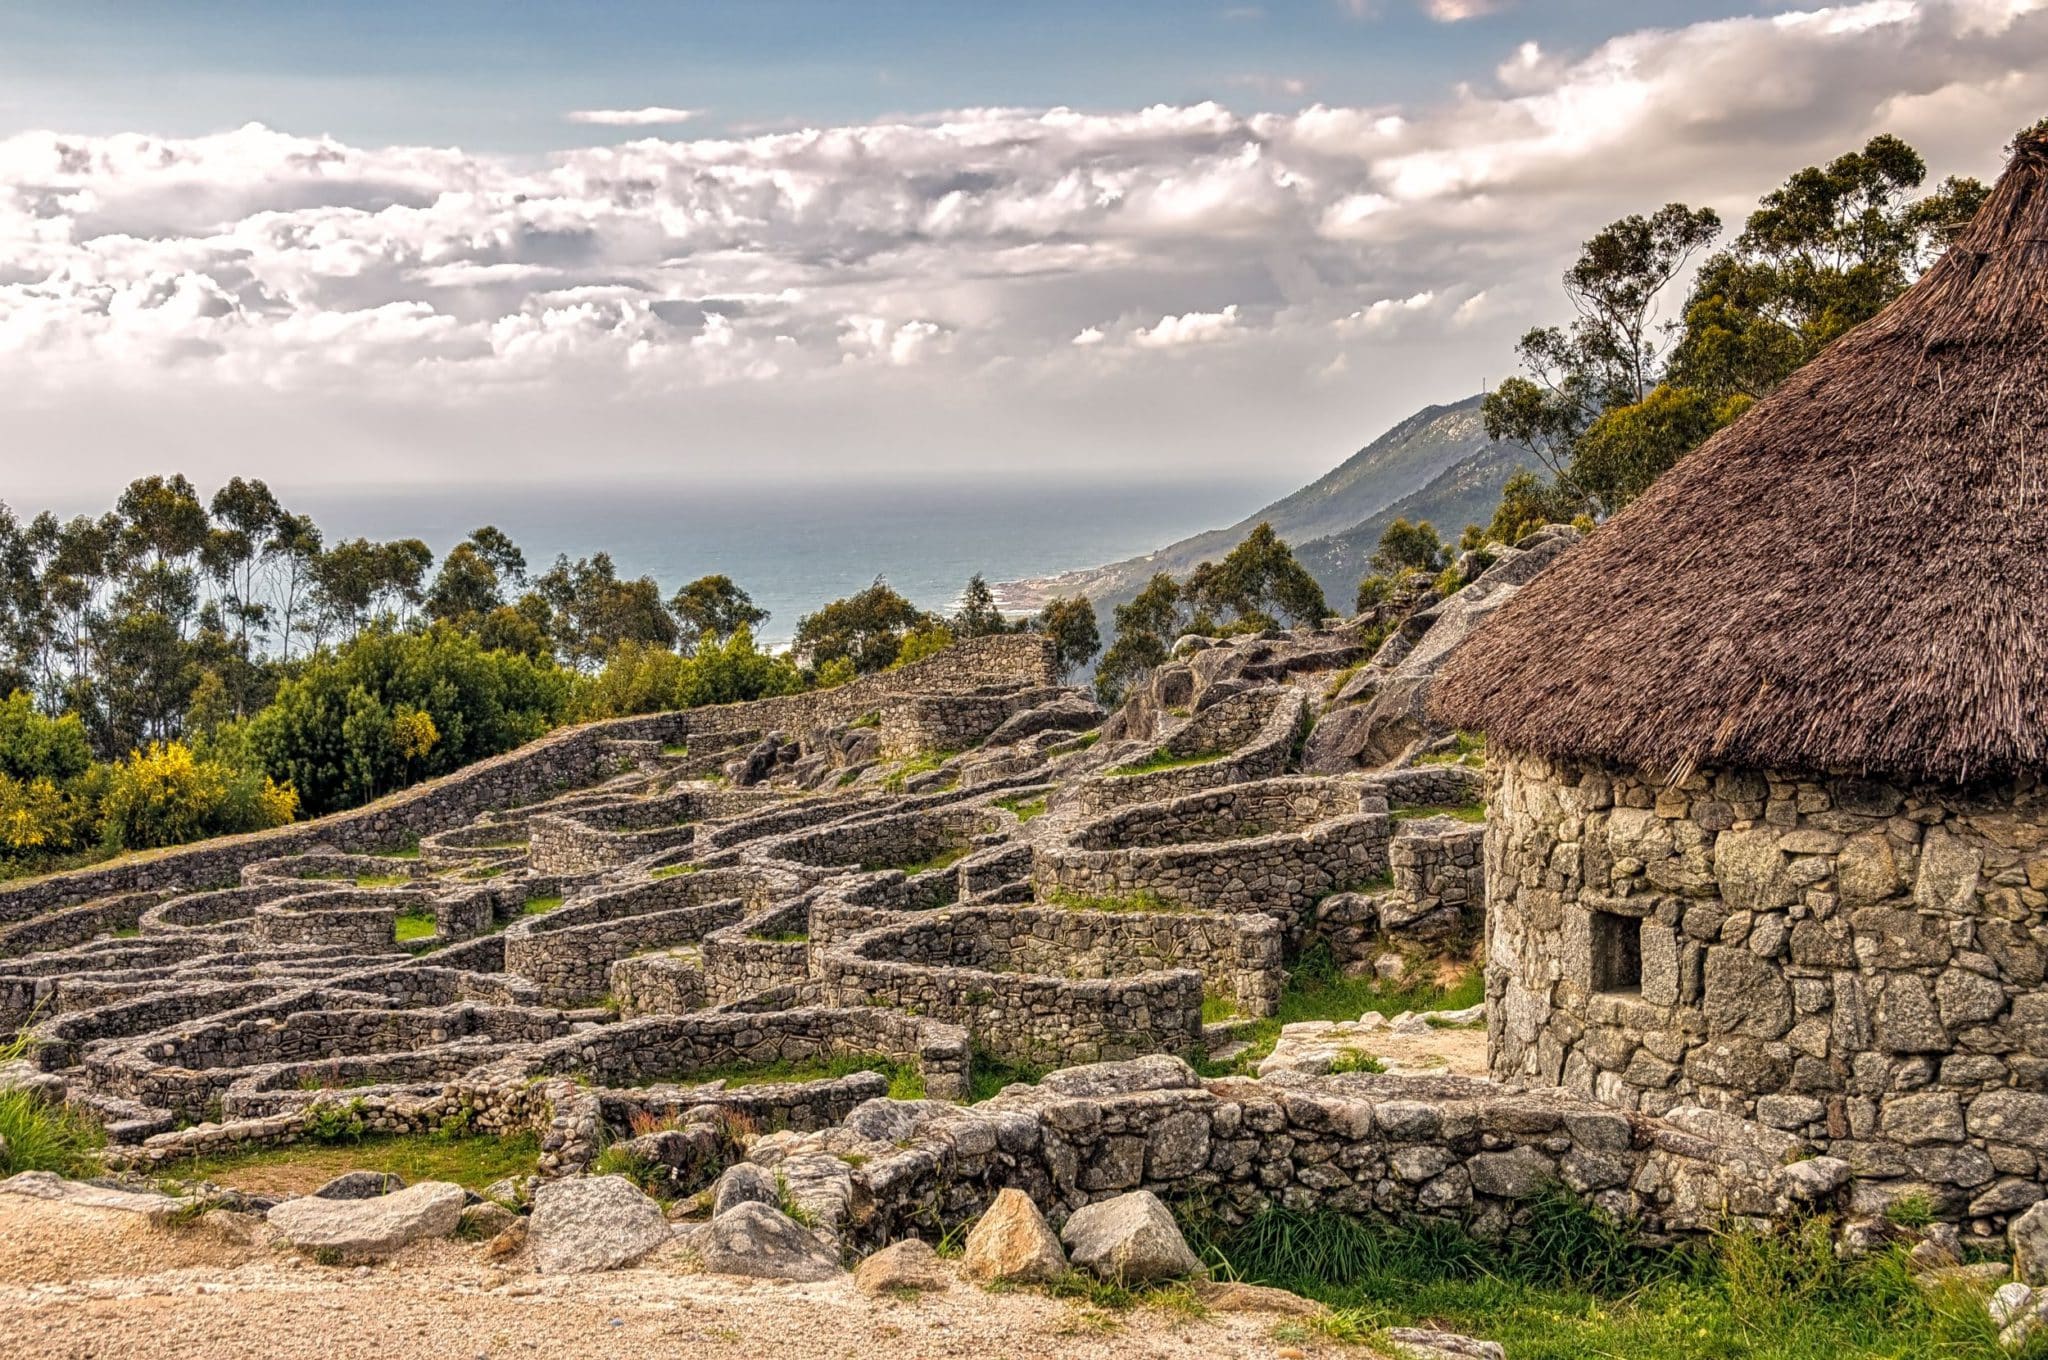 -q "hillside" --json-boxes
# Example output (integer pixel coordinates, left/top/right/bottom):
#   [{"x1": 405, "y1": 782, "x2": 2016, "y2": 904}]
[
  {"x1": 992, "y1": 394, "x2": 1499, "y2": 614},
  {"x1": 1293, "y1": 438, "x2": 1532, "y2": 601}
]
